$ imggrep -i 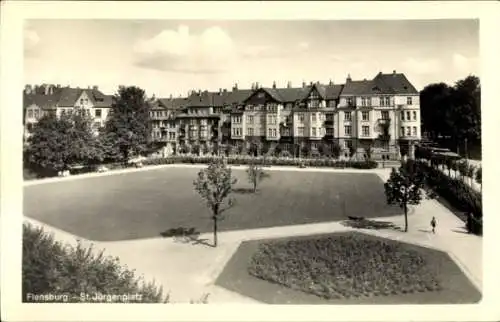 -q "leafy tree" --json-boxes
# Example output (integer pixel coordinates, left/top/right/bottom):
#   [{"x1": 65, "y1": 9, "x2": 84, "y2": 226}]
[
  {"x1": 246, "y1": 160, "x2": 270, "y2": 193},
  {"x1": 420, "y1": 83, "x2": 454, "y2": 140},
  {"x1": 384, "y1": 160, "x2": 426, "y2": 232},
  {"x1": 332, "y1": 142, "x2": 342, "y2": 159},
  {"x1": 101, "y1": 86, "x2": 151, "y2": 162},
  {"x1": 193, "y1": 159, "x2": 237, "y2": 247},
  {"x1": 25, "y1": 111, "x2": 100, "y2": 173}
]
